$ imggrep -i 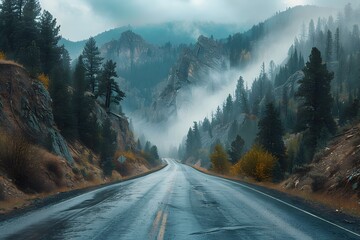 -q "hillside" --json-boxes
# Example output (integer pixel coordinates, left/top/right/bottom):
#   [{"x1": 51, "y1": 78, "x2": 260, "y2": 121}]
[
  {"x1": 283, "y1": 123, "x2": 360, "y2": 199},
  {"x1": 0, "y1": 61, "x2": 160, "y2": 211}
]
